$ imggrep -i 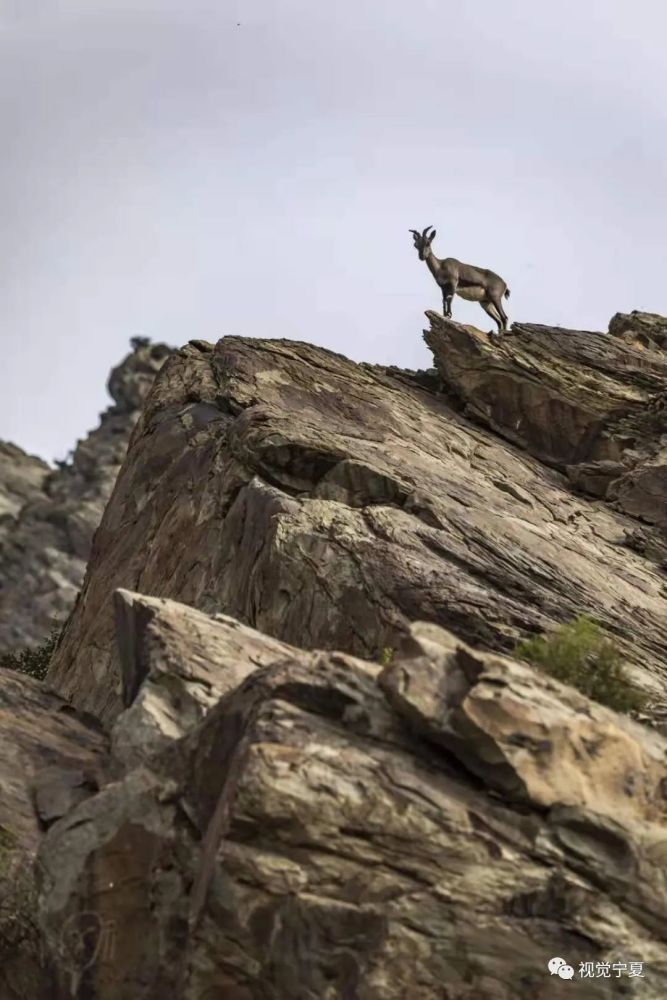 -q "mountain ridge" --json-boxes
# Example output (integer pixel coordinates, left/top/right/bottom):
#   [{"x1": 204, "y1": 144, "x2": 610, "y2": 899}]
[{"x1": 3, "y1": 310, "x2": 667, "y2": 998}]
